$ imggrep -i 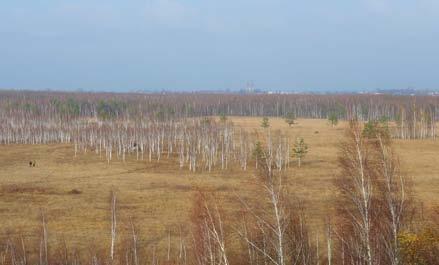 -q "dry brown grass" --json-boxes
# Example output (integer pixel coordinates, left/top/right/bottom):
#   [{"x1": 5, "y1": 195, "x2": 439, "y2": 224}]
[{"x1": 0, "y1": 117, "x2": 438, "y2": 254}]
